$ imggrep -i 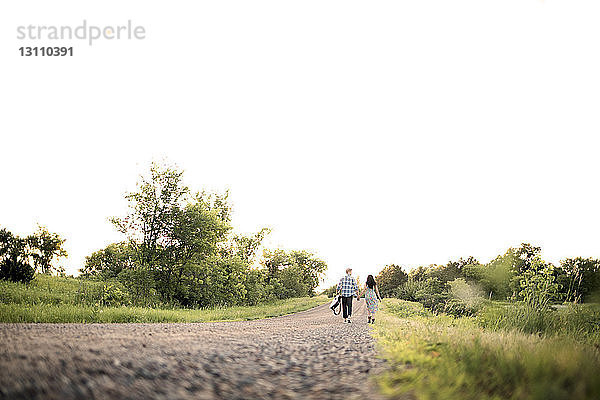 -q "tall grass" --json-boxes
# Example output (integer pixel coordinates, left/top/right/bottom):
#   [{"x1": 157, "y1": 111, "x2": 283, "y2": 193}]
[
  {"x1": 478, "y1": 302, "x2": 600, "y2": 343},
  {"x1": 374, "y1": 299, "x2": 600, "y2": 400},
  {"x1": 0, "y1": 296, "x2": 328, "y2": 323},
  {"x1": 0, "y1": 274, "x2": 329, "y2": 323},
  {"x1": 1, "y1": 274, "x2": 97, "y2": 305}
]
